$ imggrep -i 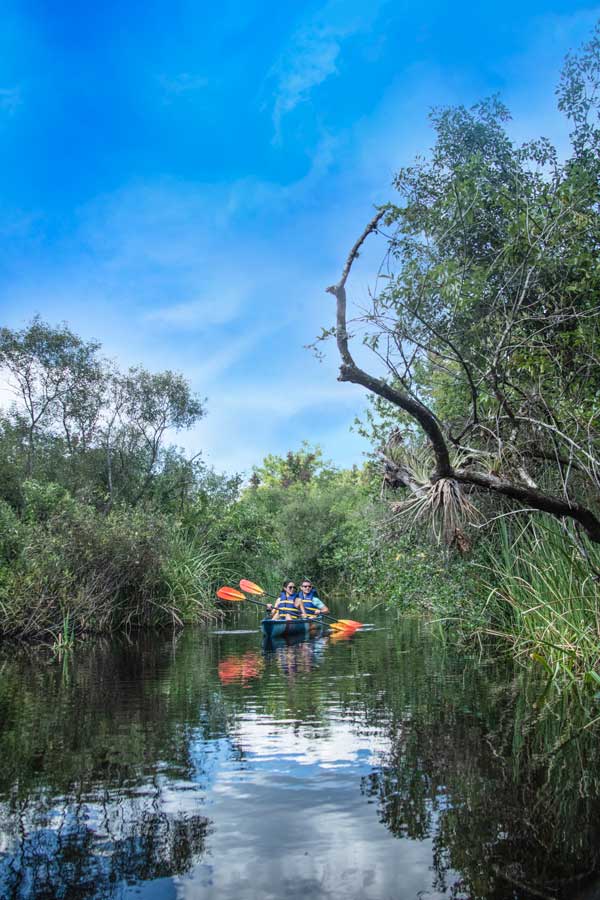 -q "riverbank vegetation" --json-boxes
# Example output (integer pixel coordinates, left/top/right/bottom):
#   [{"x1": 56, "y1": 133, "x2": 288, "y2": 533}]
[{"x1": 0, "y1": 318, "x2": 240, "y2": 639}]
